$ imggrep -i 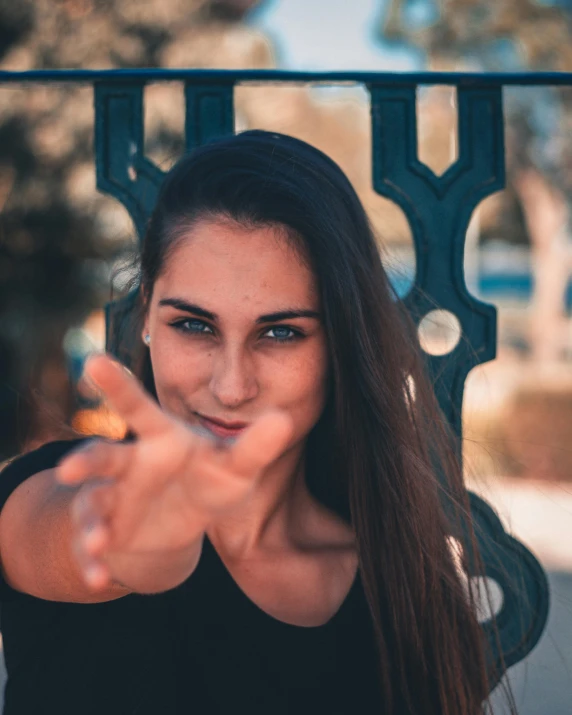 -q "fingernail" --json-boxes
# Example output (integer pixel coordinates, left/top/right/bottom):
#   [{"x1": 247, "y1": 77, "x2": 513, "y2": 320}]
[
  {"x1": 110, "y1": 360, "x2": 133, "y2": 378},
  {"x1": 80, "y1": 372, "x2": 99, "y2": 391},
  {"x1": 85, "y1": 564, "x2": 105, "y2": 587}
]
